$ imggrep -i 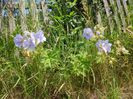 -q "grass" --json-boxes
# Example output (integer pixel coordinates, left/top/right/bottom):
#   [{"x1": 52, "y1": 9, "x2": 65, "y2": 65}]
[{"x1": 0, "y1": 0, "x2": 133, "y2": 99}]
